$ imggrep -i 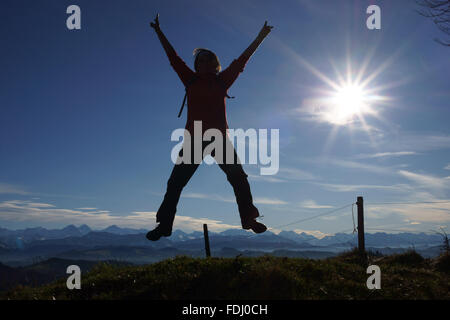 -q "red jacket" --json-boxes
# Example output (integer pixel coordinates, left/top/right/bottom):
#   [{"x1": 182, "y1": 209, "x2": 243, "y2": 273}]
[{"x1": 161, "y1": 40, "x2": 250, "y2": 136}]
